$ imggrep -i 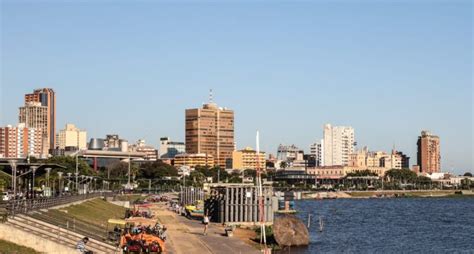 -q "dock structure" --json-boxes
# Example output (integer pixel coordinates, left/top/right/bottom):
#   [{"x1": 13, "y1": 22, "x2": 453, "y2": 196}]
[
  {"x1": 179, "y1": 186, "x2": 205, "y2": 206},
  {"x1": 205, "y1": 184, "x2": 275, "y2": 225}
]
